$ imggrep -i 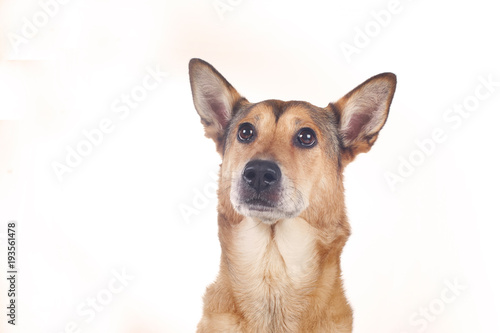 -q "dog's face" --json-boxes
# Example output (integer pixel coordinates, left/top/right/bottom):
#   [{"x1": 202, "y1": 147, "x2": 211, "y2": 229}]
[
  {"x1": 189, "y1": 59, "x2": 396, "y2": 224},
  {"x1": 223, "y1": 100, "x2": 339, "y2": 224}
]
